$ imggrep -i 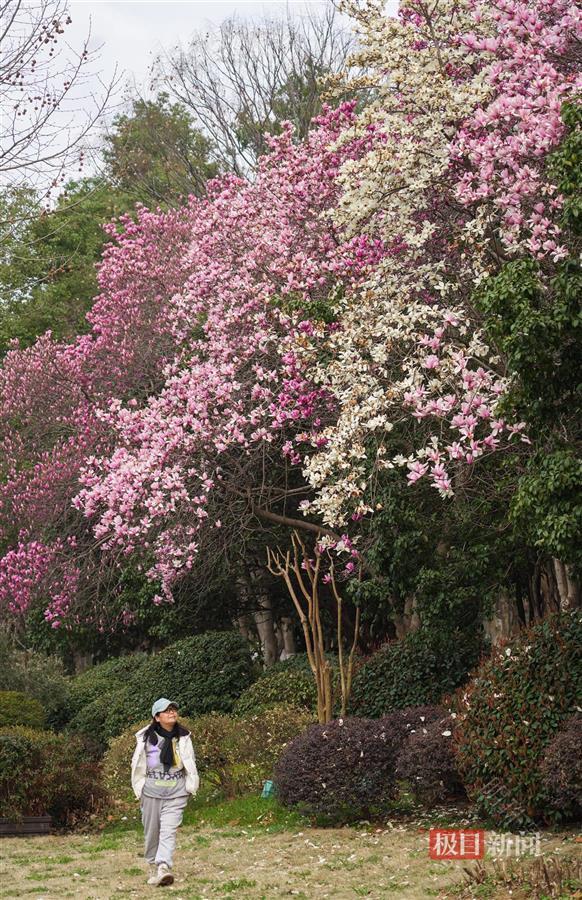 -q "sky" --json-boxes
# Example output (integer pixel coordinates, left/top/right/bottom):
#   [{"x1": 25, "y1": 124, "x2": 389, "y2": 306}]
[
  {"x1": 4, "y1": 0, "x2": 397, "y2": 192},
  {"x1": 67, "y1": 0, "x2": 352, "y2": 106}
]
